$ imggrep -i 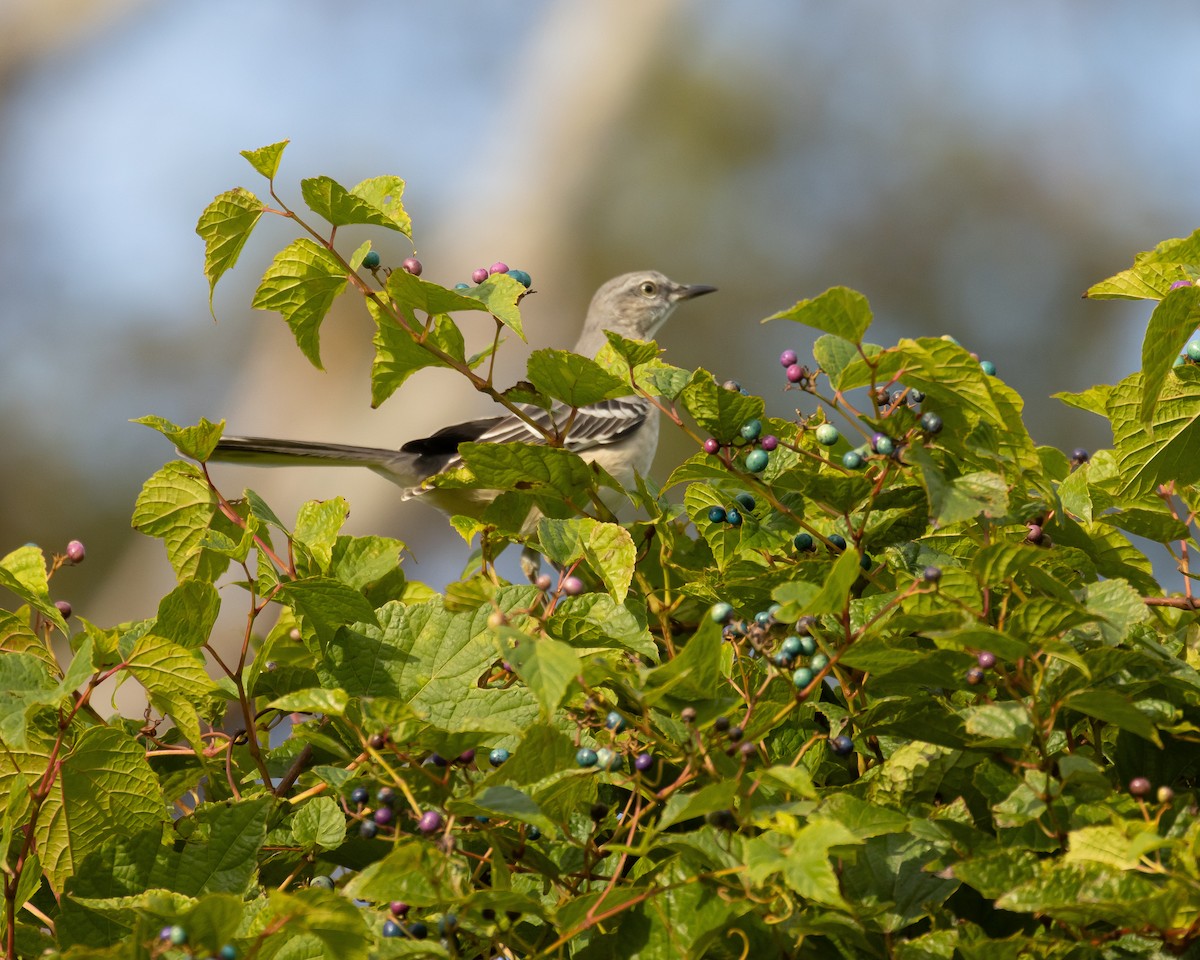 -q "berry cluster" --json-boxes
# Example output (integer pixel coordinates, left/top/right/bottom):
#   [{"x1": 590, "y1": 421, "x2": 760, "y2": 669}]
[{"x1": 359, "y1": 253, "x2": 534, "y2": 292}]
